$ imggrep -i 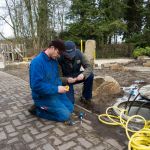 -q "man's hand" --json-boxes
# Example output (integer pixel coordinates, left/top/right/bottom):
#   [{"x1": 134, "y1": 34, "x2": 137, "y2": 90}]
[
  {"x1": 58, "y1": 86, "x2": 68, "y2": 93},
  {"x1": 67, "y1": 77, "x2": 77, "y2": 83},
  {"x1": 76, "y1": 73, "x2": 84, "y2": 81}
]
